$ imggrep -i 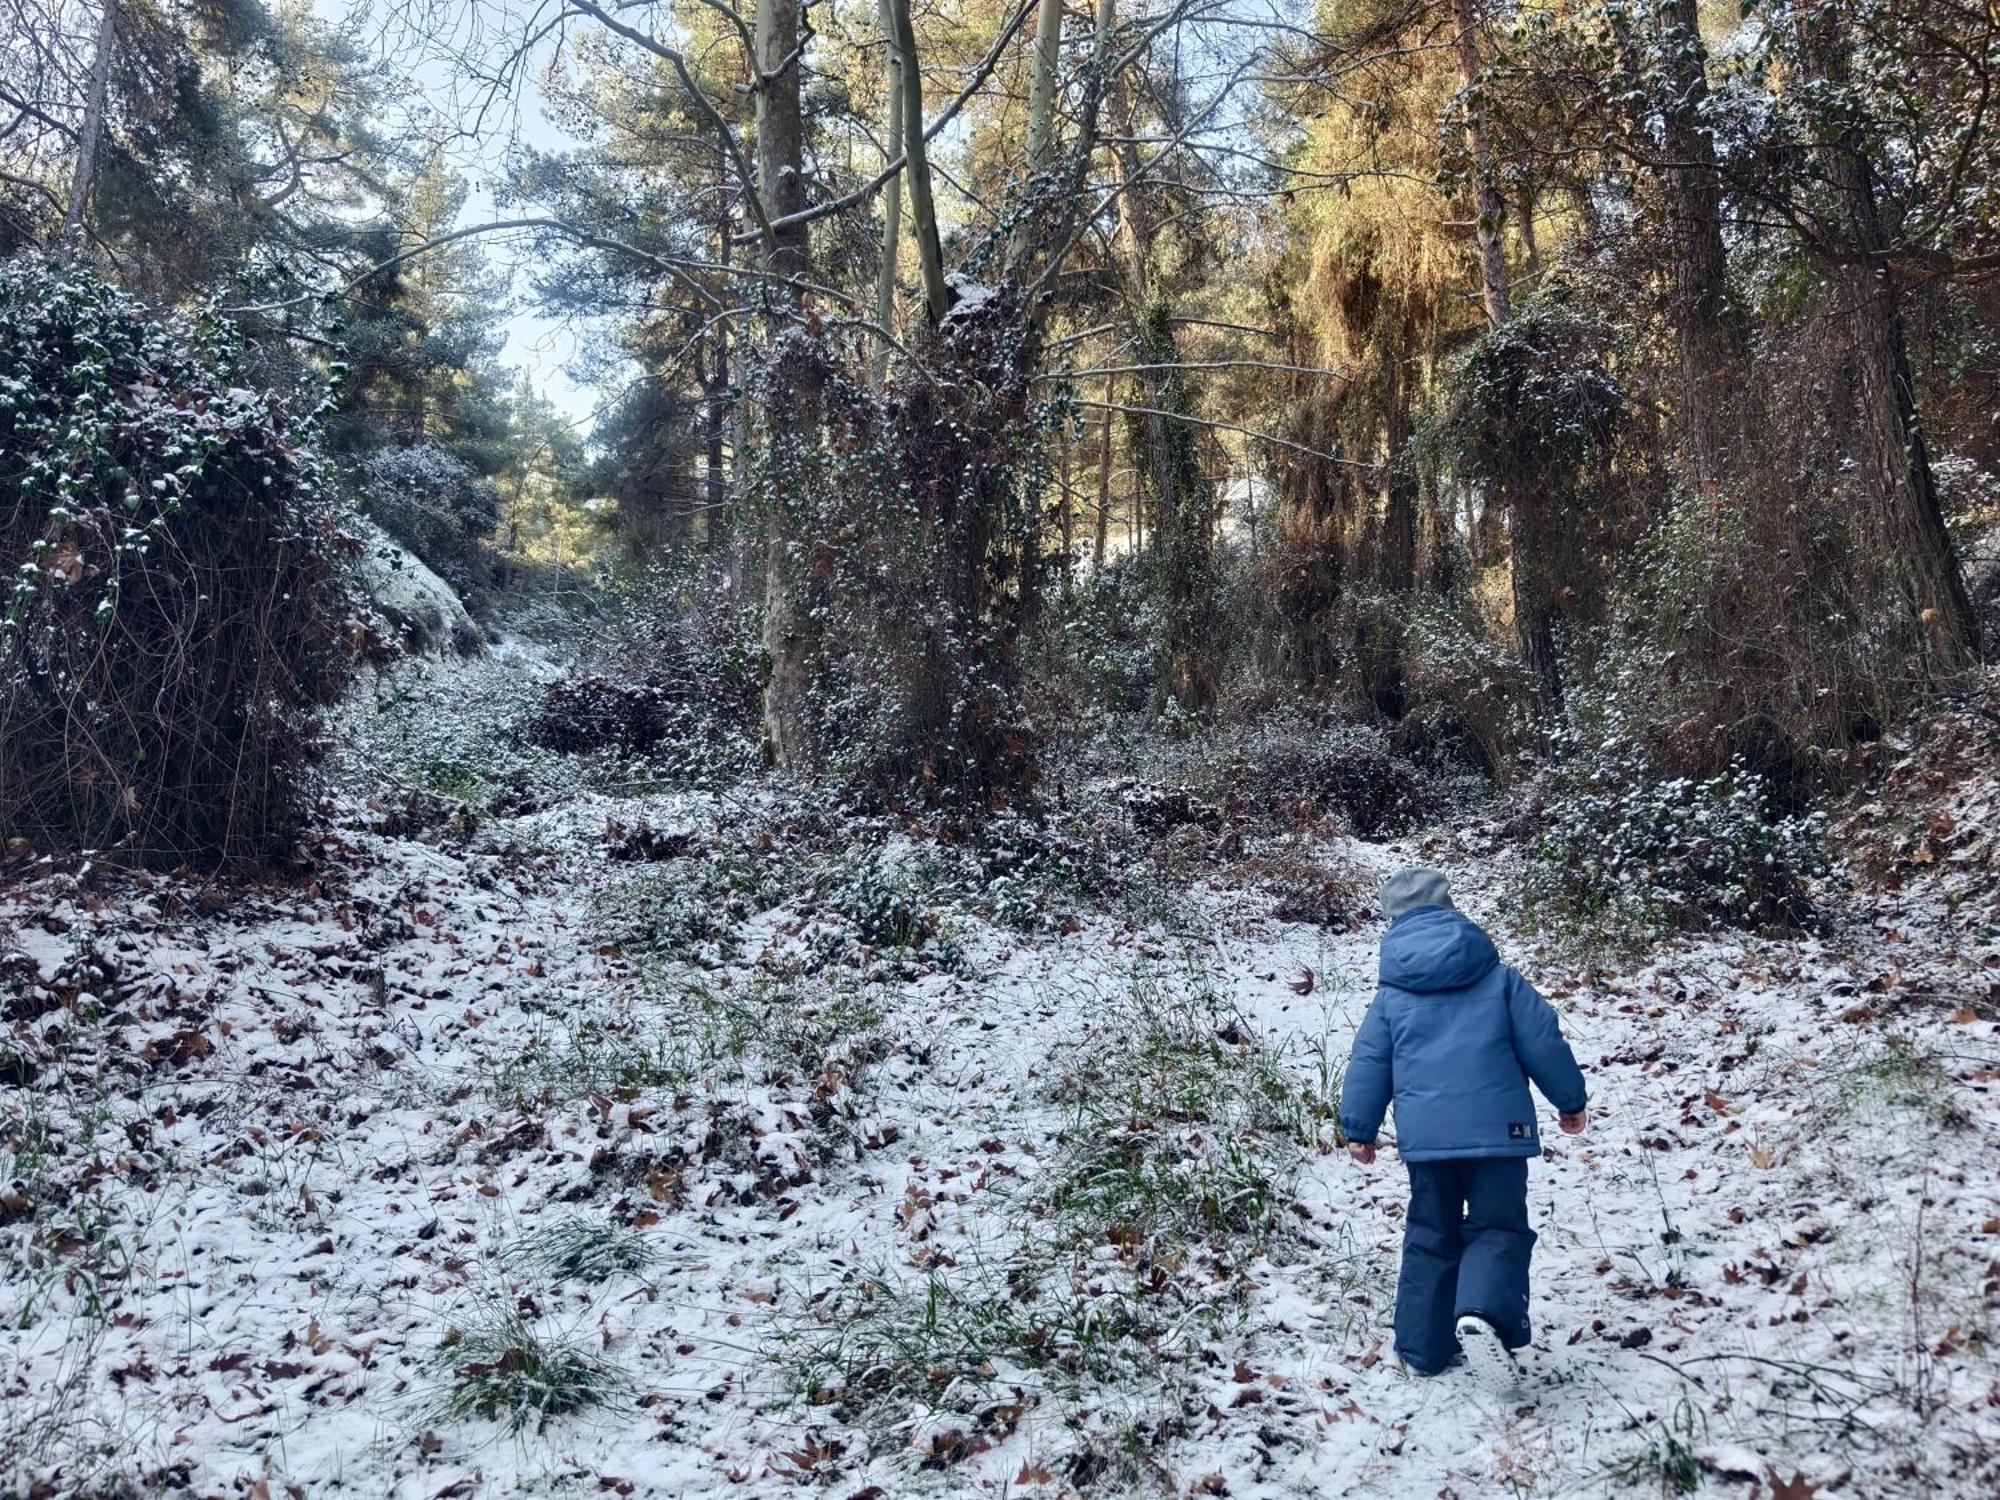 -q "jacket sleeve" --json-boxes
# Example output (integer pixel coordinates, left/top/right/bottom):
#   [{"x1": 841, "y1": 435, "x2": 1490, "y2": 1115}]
[
  {"x1": 1505, "y1": 968, "x2": 1588, "y2": 1115},
  {"x1": 1337, "y1": 995, "x2": 1394, "y2": 1145}
]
